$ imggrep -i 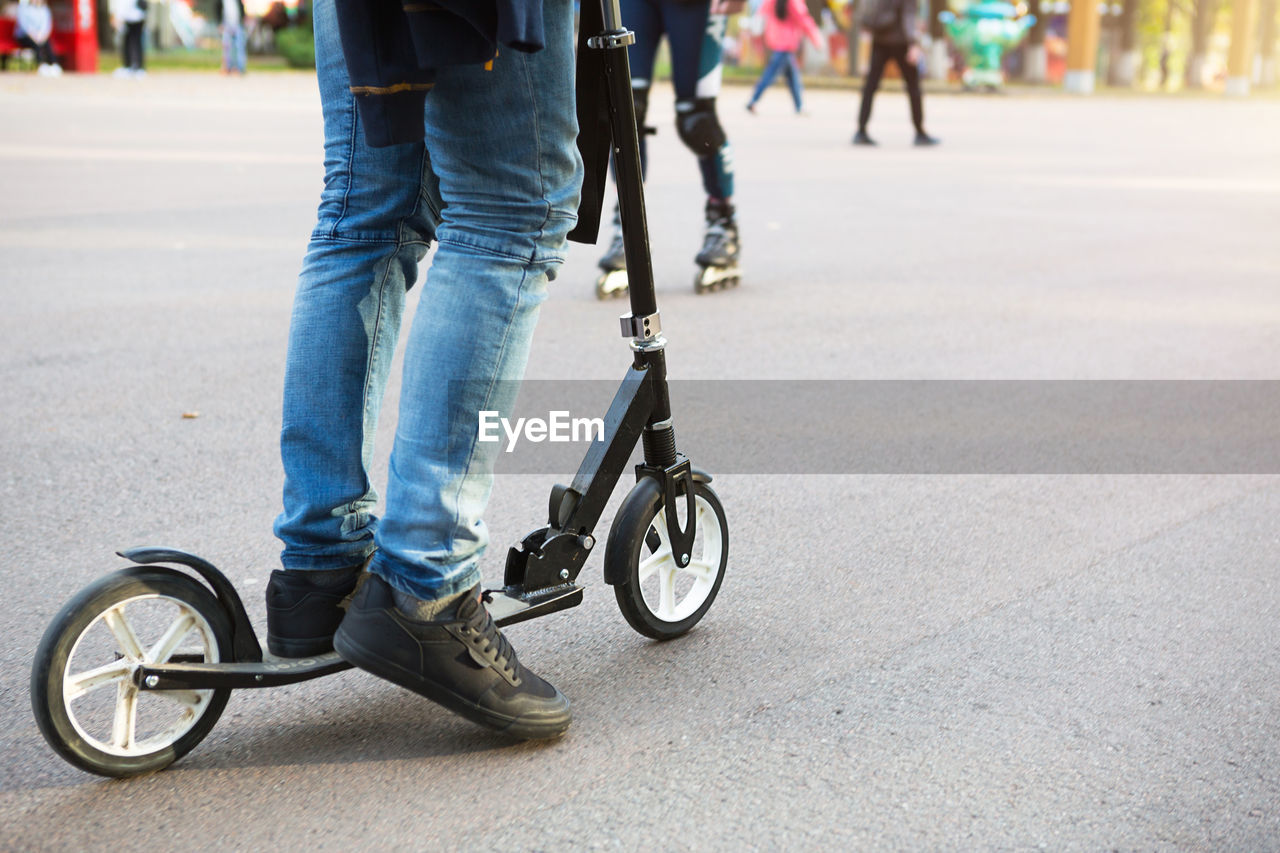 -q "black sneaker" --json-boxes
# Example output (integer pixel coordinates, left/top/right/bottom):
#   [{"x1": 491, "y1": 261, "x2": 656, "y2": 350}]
[
  {"x1": 852, "y1": 129, "x2": 877, "y2": 146},
  {"x1": 266, "y1": 564, "x2": 364, "y2": 657},
  {"x1": 333, "y1": 573, "x2": 571, "y2": 740},
  {"x1": 914, "y1": 131, "x2": 940, "y2": 147}
]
